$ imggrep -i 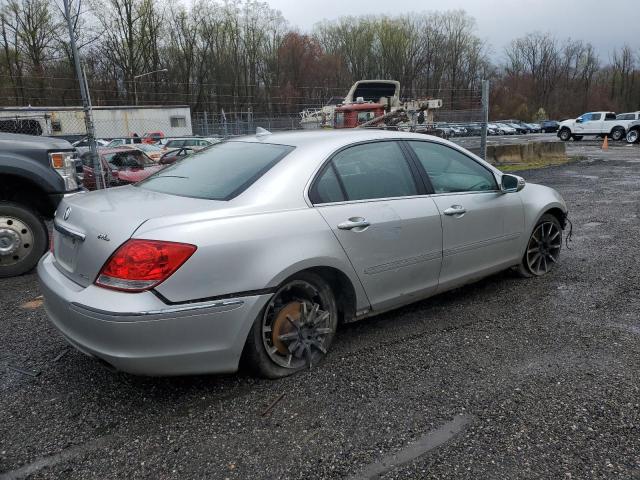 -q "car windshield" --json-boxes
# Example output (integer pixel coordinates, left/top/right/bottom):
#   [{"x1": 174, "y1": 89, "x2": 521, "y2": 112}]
[
  {"x1": 104, "y1": 150, "x2": 155, "y2": 169},
  {"x1": 138, "y1": 141, "x2": 294, "y2": 200}
]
